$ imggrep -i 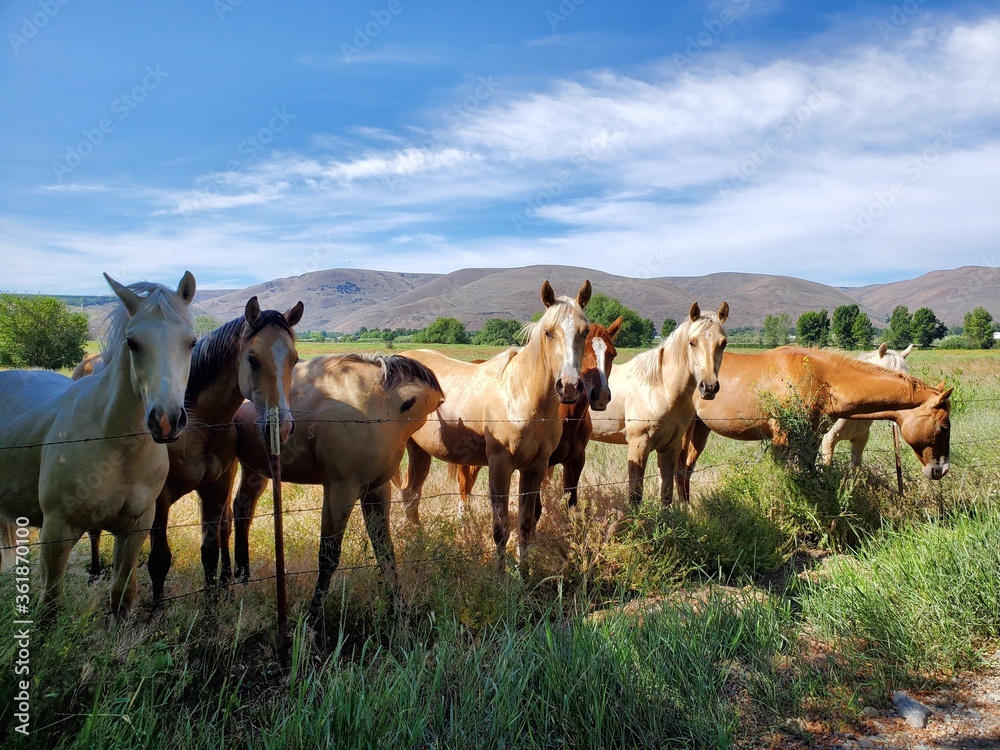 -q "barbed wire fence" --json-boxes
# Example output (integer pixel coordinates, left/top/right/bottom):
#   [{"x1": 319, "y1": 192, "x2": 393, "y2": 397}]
[{"x1": 1, "y1": 404, "x2": 998, "y2": 612}]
